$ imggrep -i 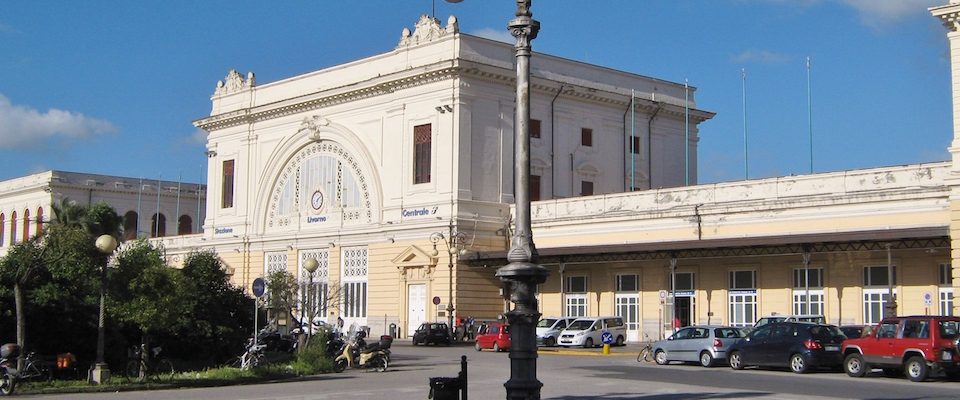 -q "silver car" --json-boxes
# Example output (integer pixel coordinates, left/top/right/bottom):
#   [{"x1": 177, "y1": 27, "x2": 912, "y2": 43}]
[
  {"x1": 652, "y1": 326, "x2": 745, "y2": 367},
  {"x1": 536, "y1": 317, "x2": 575, "y2": 347}
]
